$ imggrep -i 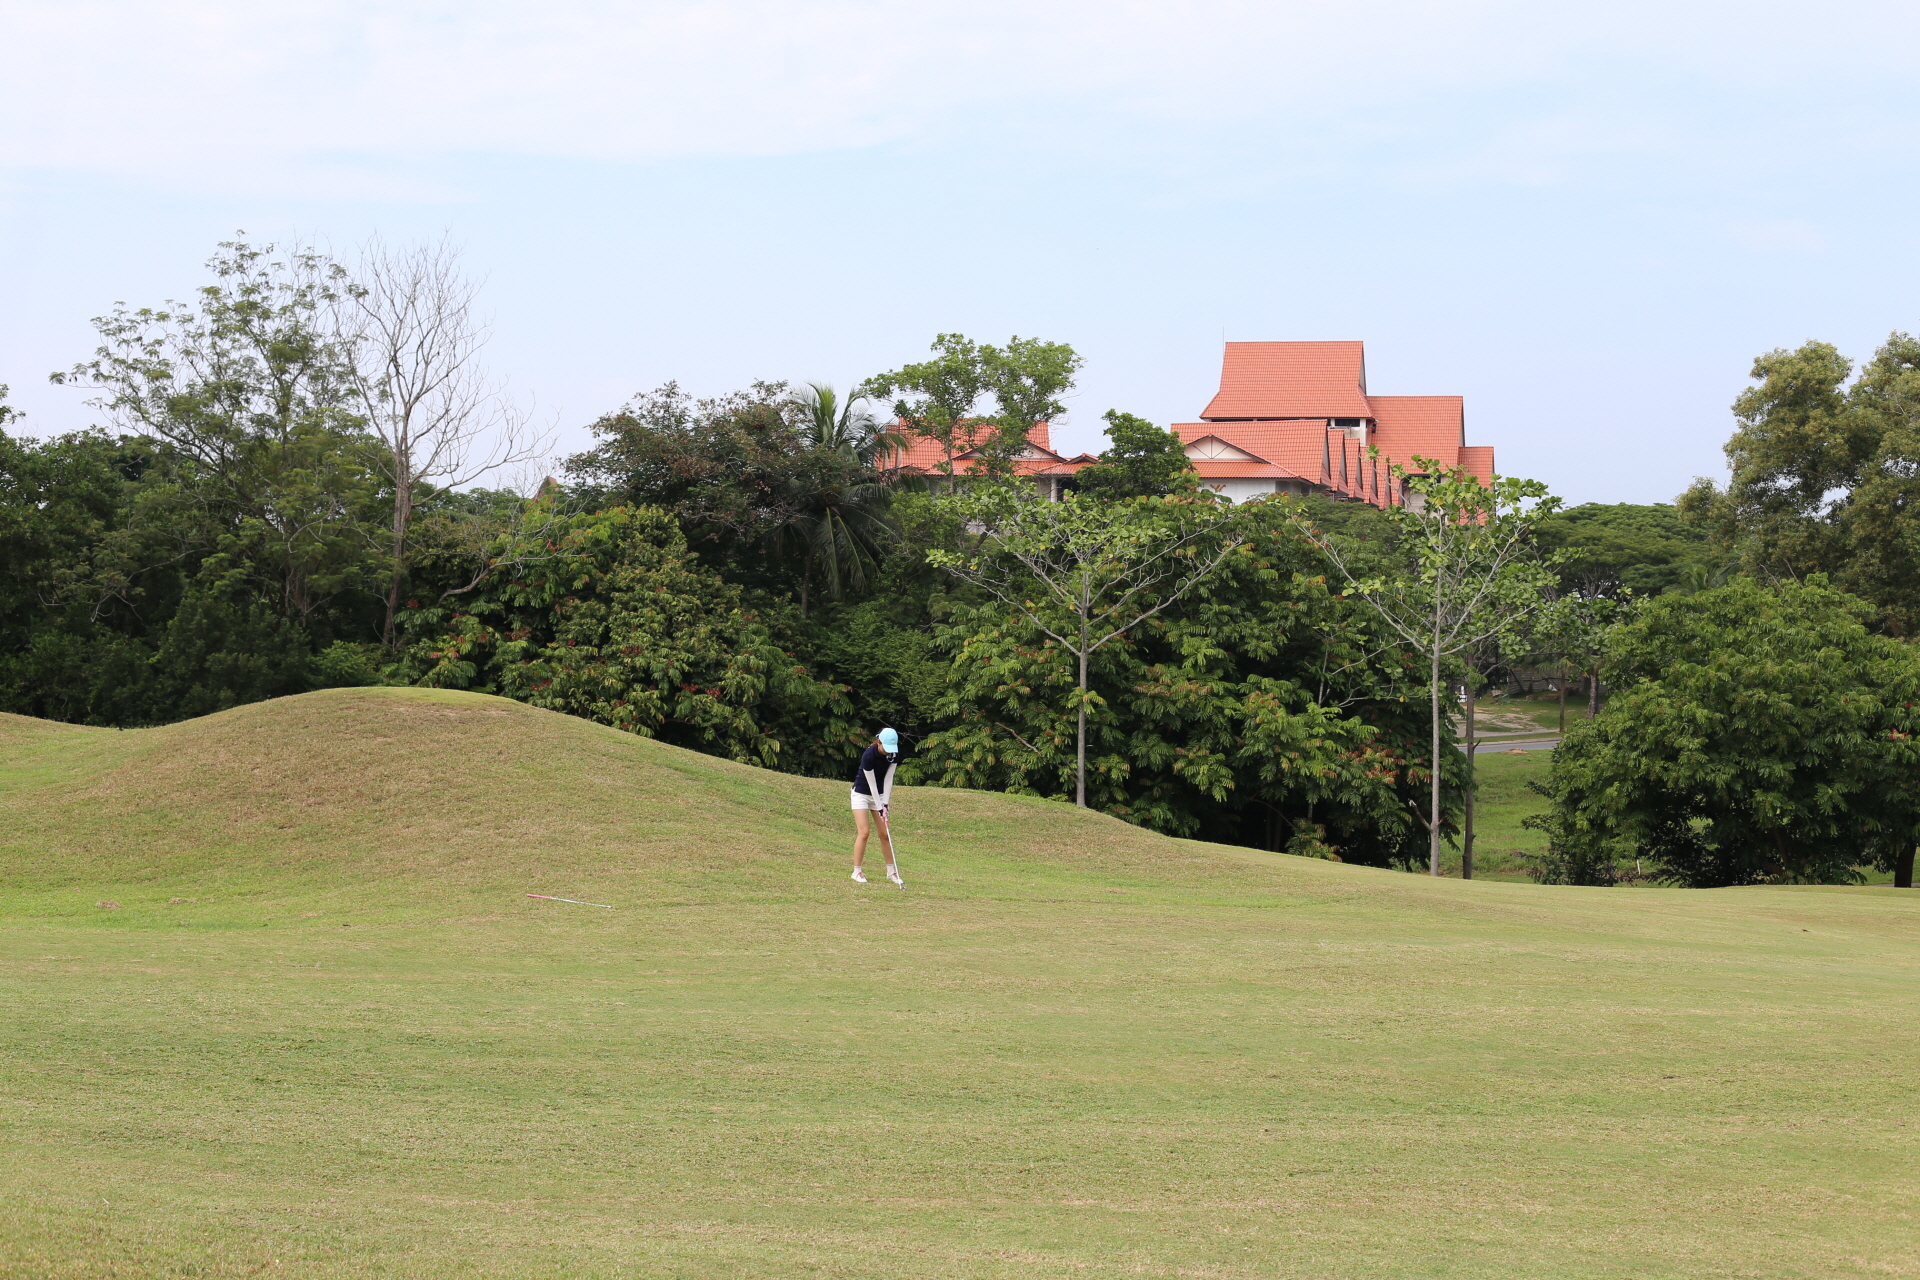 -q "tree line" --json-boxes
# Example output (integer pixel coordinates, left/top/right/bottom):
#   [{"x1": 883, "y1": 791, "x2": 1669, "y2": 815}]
[{"x1": 4, "y1": 239, "x2": 1917, "y2": 887}]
